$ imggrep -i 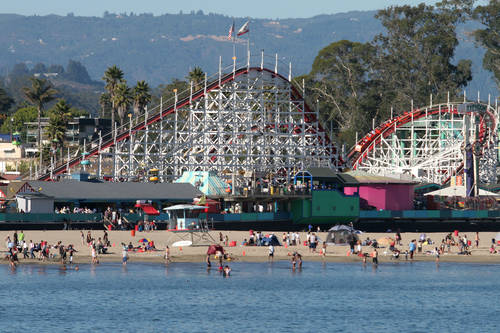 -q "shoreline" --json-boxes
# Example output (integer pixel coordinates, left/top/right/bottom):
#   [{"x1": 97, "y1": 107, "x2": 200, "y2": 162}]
[{"x1": 3, "y1": 253, "x2": 500, "y2": 266}]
